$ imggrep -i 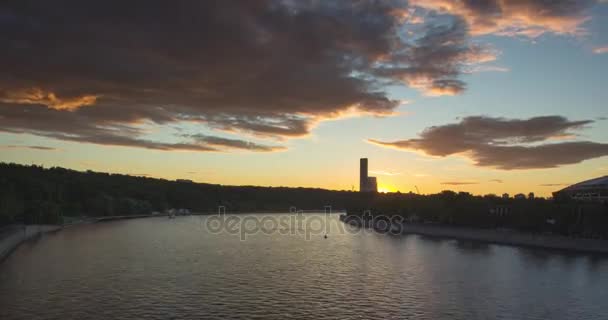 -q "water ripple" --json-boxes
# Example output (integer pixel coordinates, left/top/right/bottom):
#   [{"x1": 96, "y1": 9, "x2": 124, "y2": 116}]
[{"x1": 1, "y1": 214, "x2": 608, "y2": 320}]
